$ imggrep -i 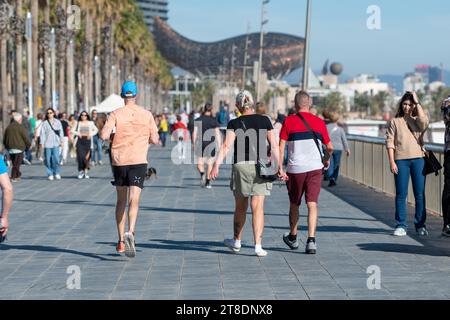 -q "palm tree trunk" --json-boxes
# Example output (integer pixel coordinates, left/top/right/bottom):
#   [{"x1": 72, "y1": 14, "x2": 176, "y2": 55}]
[
  {"x1": 31, "y1": 0, "x2": 39, "y2": 116},
  {"x1": 1, "y1": 38, "x2": 8, "y2": 135},
  {"x1": 84, "y1": 10, "x2": 93, "y2": 110},
  {"x1": 58, "y1": 0, "x2": 67, "y2": 112},
  {"x1": 15, "y1": 0, "x2": 24, "y2": 113}
]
